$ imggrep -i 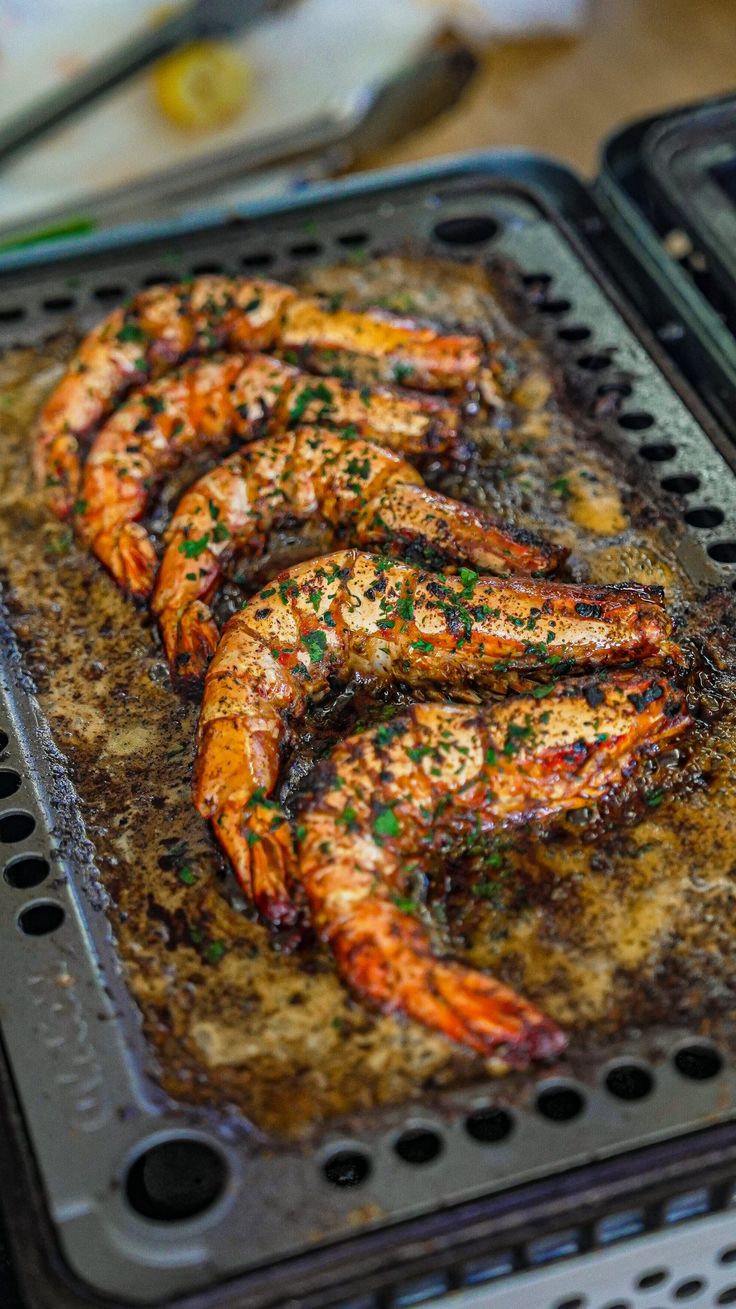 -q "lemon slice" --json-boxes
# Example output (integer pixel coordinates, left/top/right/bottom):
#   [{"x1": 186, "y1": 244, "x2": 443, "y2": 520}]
[{"x1": 153, "y1": 40, "x2": 251, "y2": 131}]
